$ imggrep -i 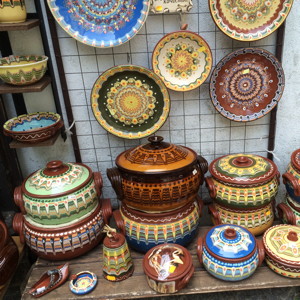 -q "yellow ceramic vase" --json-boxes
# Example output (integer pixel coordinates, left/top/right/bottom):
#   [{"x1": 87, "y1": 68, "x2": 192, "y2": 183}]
[{"x1": 0, "y1": 0, "x2": 26, "y2": 23}]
